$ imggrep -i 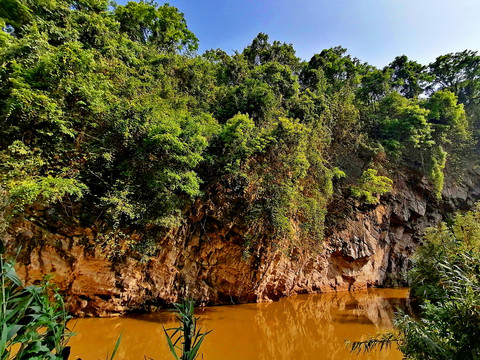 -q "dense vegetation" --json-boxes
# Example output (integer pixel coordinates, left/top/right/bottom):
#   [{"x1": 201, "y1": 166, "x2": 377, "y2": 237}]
[
  {"x1": 0, "y1": 0, "x2": 479, "y2": 253},
  {"x1": 0, "y1": 250, "x2": 71, "y2": 360},
  {"x1": 350, "y1": 204, "x2": 480, "y2": 359}
]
